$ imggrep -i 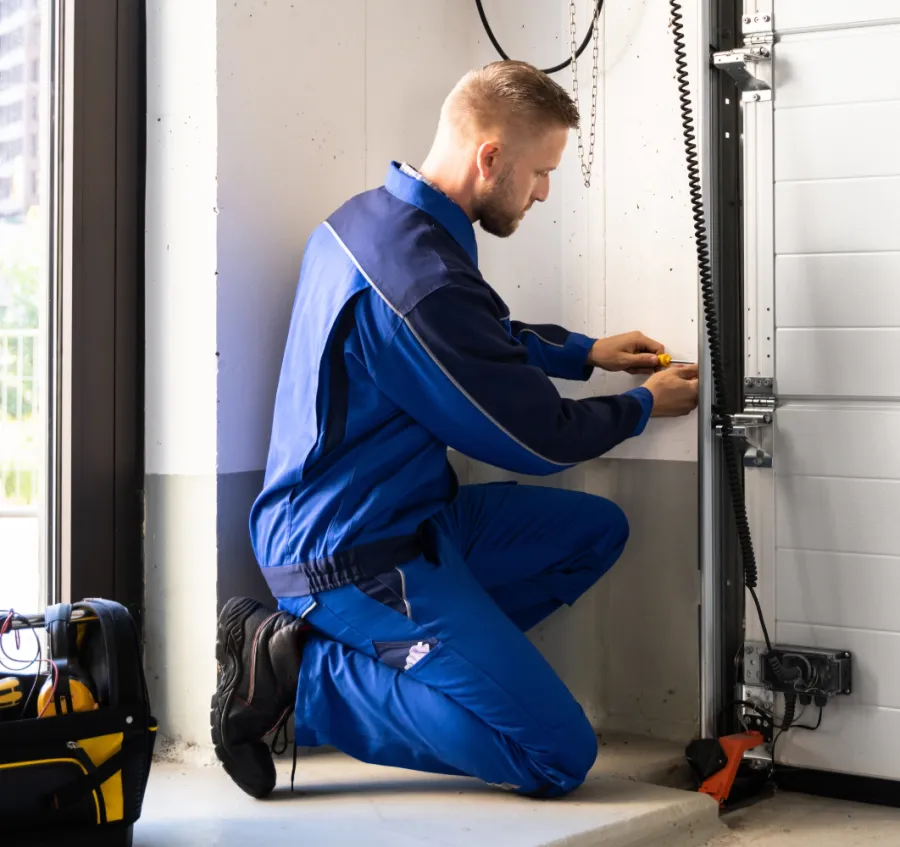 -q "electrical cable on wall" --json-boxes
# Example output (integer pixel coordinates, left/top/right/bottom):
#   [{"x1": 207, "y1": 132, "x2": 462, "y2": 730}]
[
  {"x1": 474, "y1": 0, "x2": 602, "y2": 74},
  {"x1": 476, "y1": 0, "x2": 604, "y2": 187}
]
